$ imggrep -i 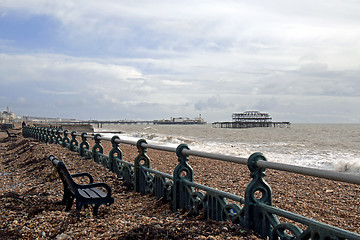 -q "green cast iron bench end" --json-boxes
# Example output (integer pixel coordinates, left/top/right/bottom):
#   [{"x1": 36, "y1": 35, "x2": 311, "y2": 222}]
[{"x1": 49, "y1": 155, "x2": 114, "y2": 216}]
